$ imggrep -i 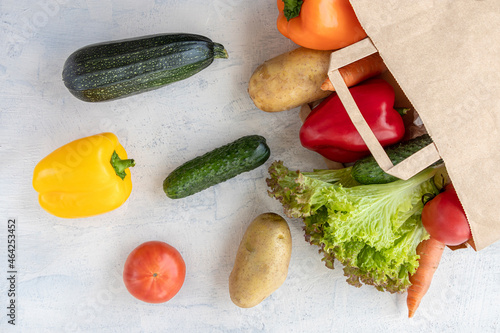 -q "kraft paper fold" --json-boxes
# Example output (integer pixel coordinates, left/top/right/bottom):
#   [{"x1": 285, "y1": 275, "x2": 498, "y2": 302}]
[{"x1": 342, "y1": 0, "x2": 500, "y2": 250}]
